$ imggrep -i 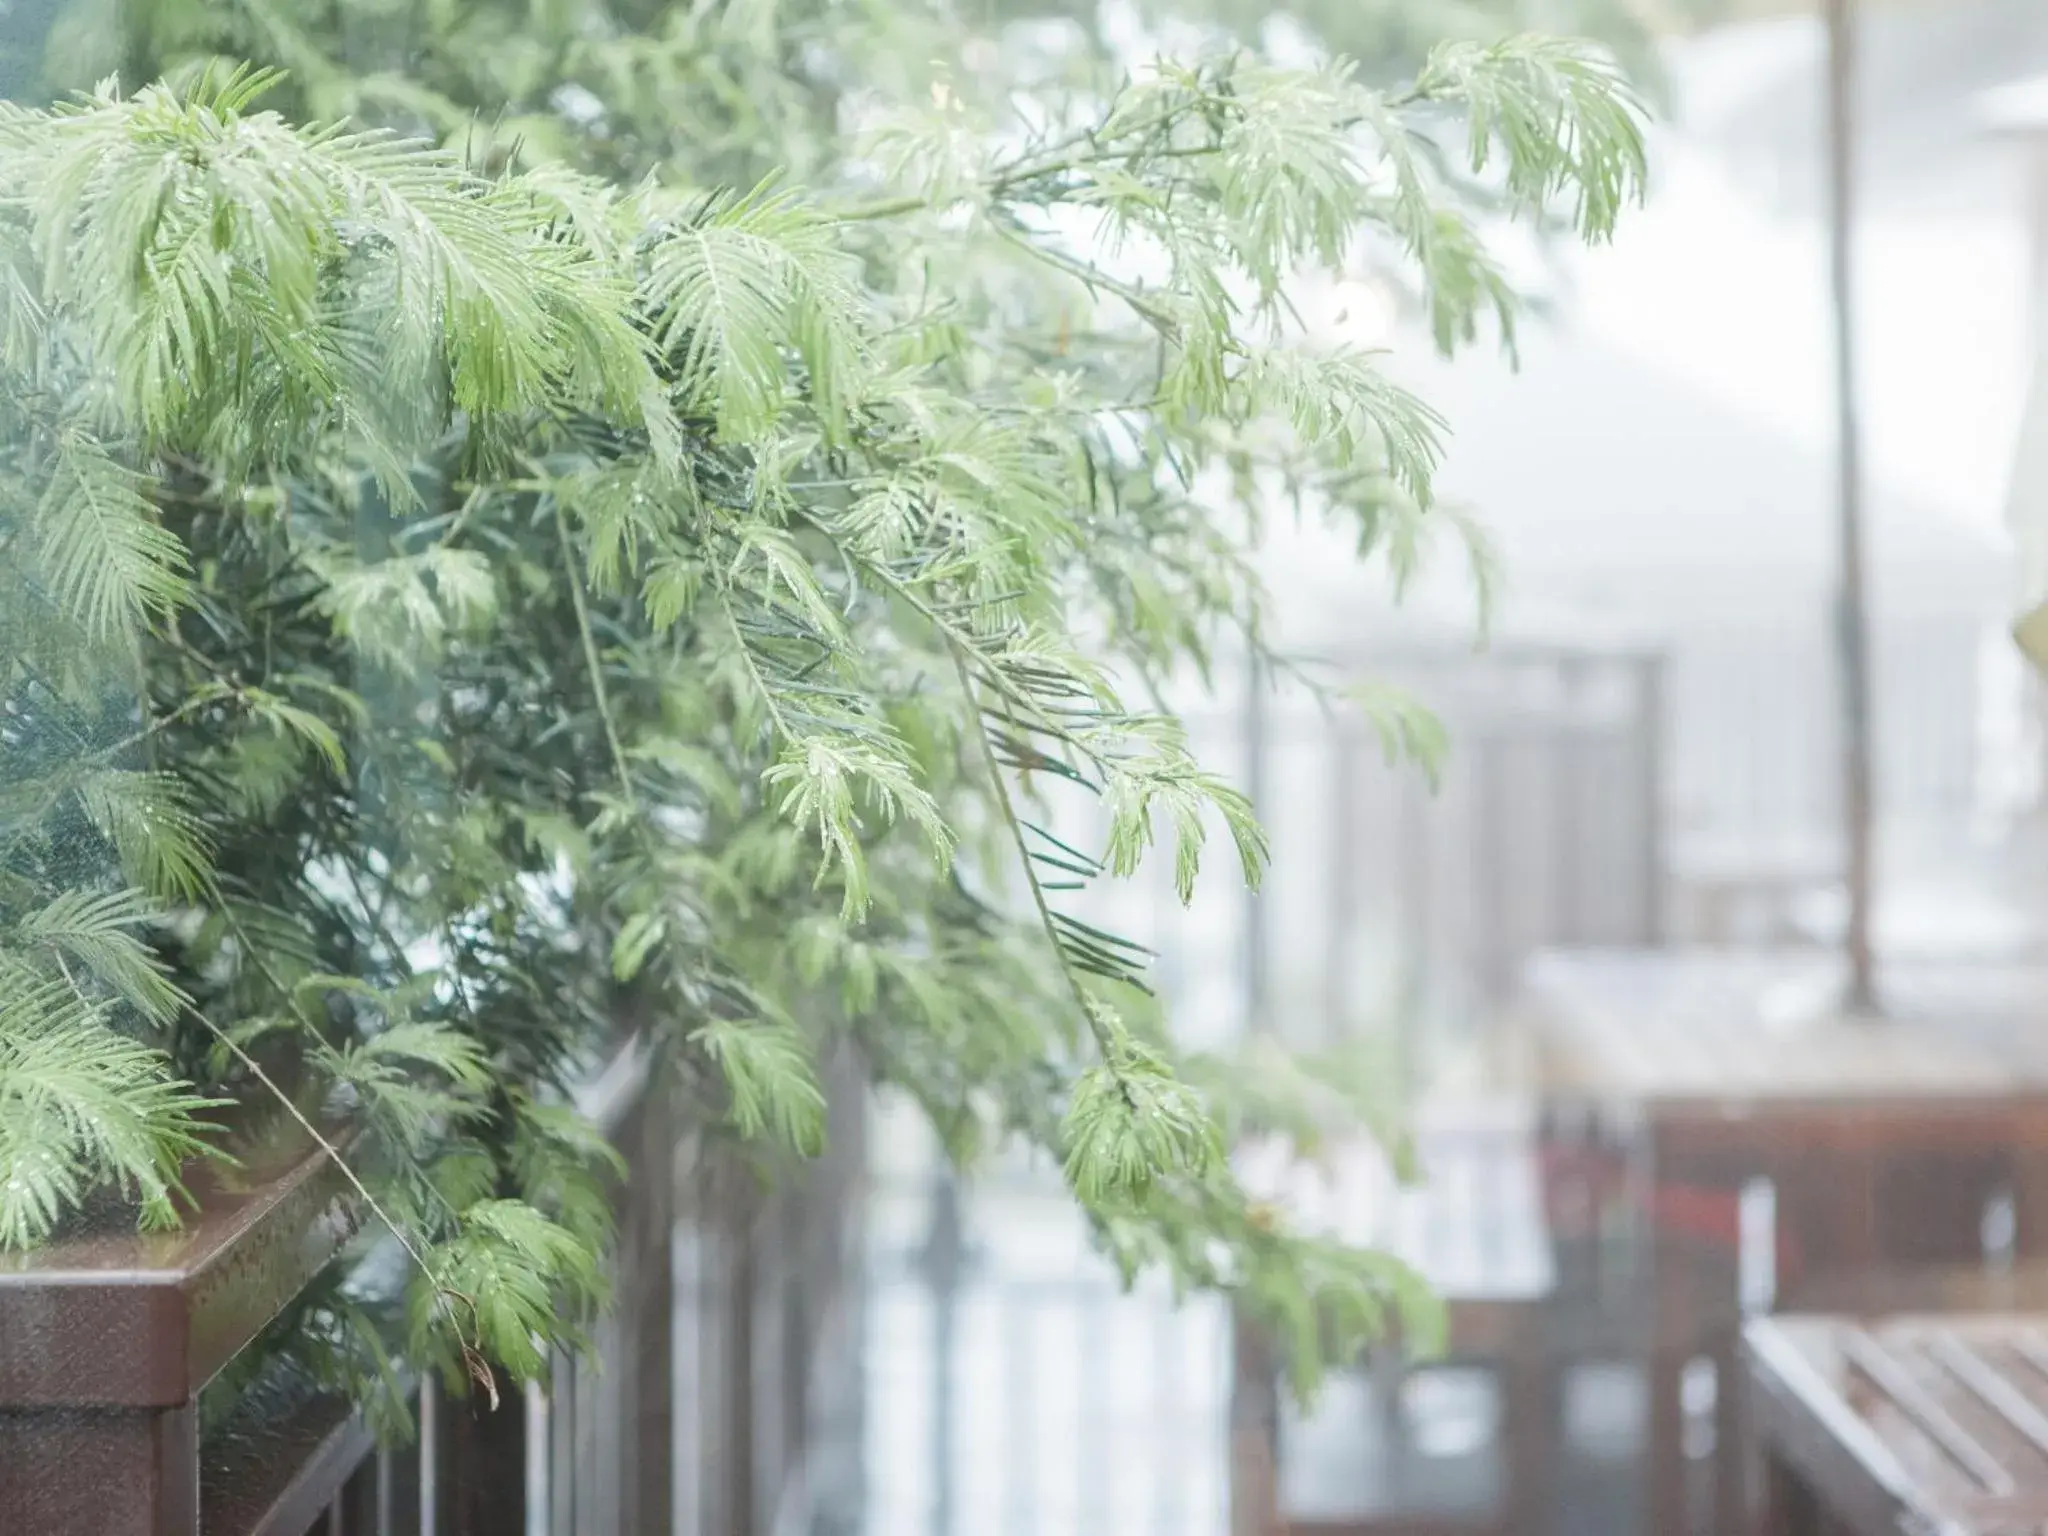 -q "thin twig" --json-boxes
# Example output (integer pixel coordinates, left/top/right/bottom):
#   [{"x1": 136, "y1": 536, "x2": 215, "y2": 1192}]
[
  {"x1": 945, "y1": 642, "x2": 1126, "y2": 1081},
  {"x1": 721, "y1": 594, "x2": 800, "y2": 747},
  {"x1": 792, "y1": 508, "x2": 1115, "y2": 778},
  {"x1": 552, "y1": 499, "x2": 640, "y2": 813},
  {"x1": 985, "y1": 219, "x2": 1180, "y2": 336},
  {"x1": 184, "y1": 1001, "x2": 498, "y2": 1408}
]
